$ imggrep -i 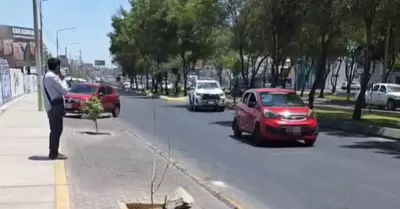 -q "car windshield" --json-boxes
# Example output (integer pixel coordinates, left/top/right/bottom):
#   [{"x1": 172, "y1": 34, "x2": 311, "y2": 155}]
[
  {"x1": 197, "y1": 82, "x2": 219, "y2": 89},
  {"x1": 68, "y1": 80, "x2": 84, "y2": 87},
  {"x1": 387, "y1": 86, "x2": 400, "y2": 92},
  {"x1": 259, "y1": 92, "x2": 306, "y2": 107},
  {"x1": 68, "y1": 84, "x2": 97, "y2": 94}
]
